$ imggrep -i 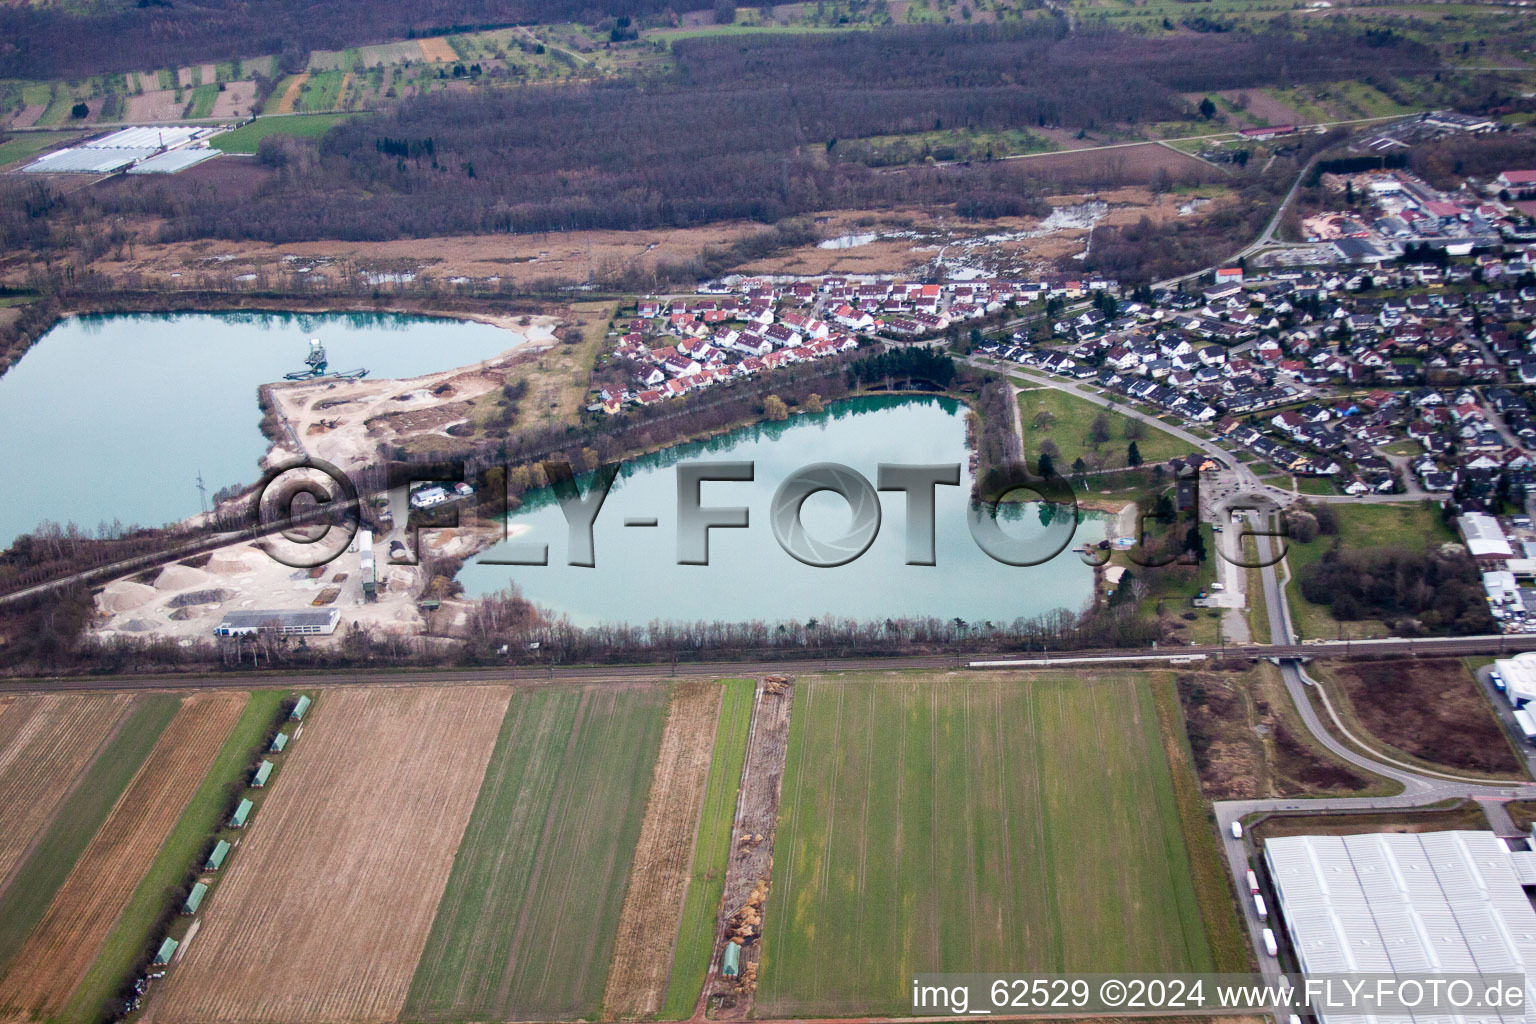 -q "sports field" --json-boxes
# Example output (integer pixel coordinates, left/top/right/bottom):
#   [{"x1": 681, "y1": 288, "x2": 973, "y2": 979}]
[
  {"x1": 757, "y1": 671, "x2": 1216, "y2": 1017},
  {"x1": 403, "y1": 683, "x2": 668, "y2": 1022}
]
